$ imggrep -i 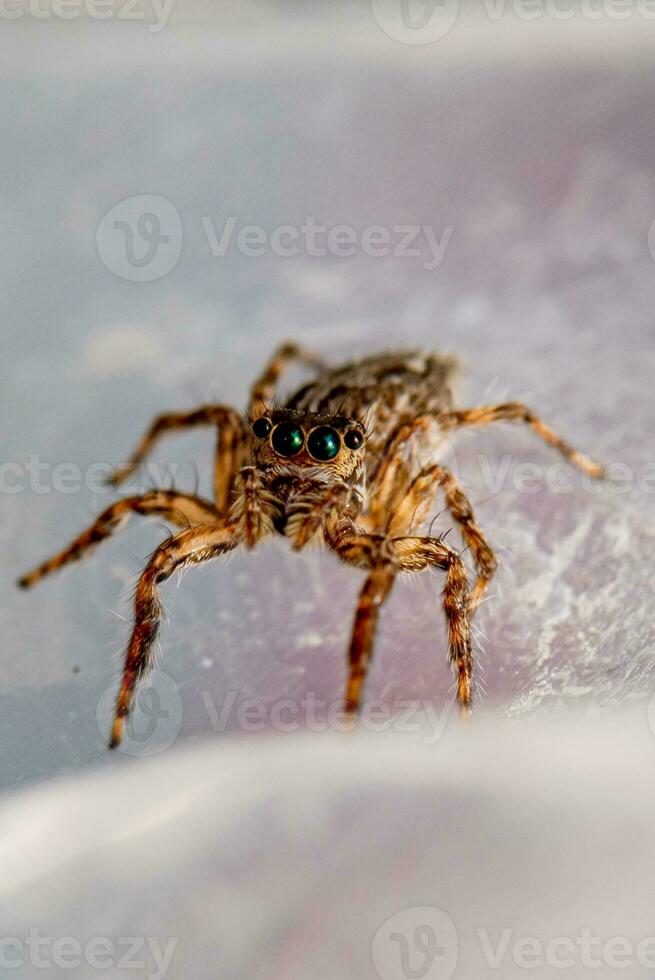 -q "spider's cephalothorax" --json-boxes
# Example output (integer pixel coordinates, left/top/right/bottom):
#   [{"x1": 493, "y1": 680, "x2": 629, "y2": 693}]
[
  {"x1": 18, "y1": 343, "x2": 605, "y2": 749},
  {"x1": 245, "y1": 408, "x2": 368, "y2": 546}
]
